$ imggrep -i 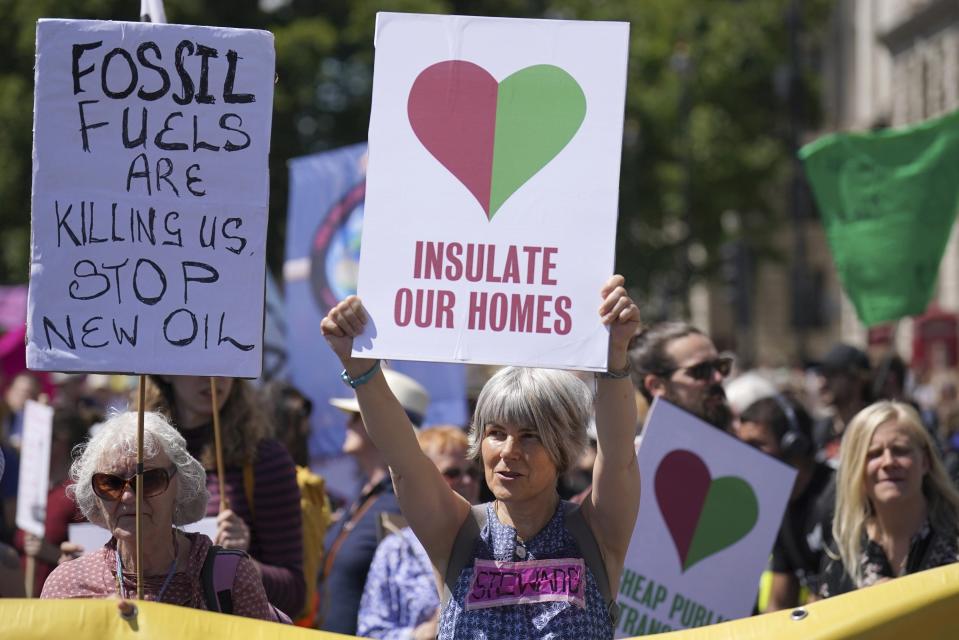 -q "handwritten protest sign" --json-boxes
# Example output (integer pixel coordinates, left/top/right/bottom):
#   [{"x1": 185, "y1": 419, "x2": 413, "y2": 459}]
[
  {"x1": 355, "y1": 13, "x2": 629, "y2": 370},
  {"x1": 616, "y1": 399, "x2": 796, "y2": 637},
  {"x1": 26, "y1": 19, "x2": 275, "y2": 377},
  {"x1": 16, "y1": 400, "x2": 54, "y2": 538}
]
